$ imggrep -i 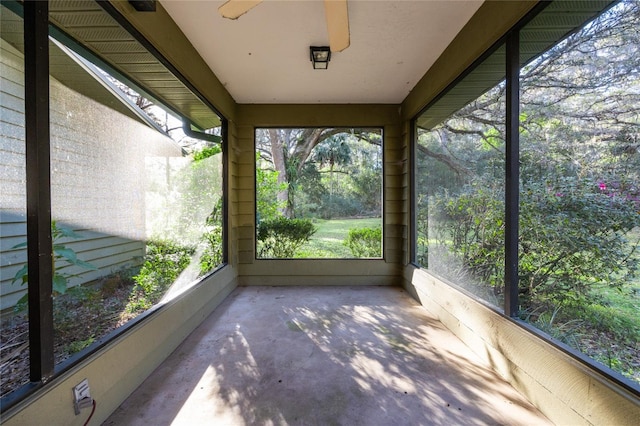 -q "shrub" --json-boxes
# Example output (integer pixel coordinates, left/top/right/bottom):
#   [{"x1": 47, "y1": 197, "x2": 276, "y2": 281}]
[
  {"x1": 257, "y1": 217, "x2": 317, "y2": 258},
  {"x1": 518, "y1": 178, "x2": 640, "y2": 307},
  {"x1": 344, "y1": 227, "x2": 382, "y2": 257},
  {"x1": 193, "y1": 145, "x2": 221, "y2": 161},
  {"x1": 200, "y1": 199, "x2": 224, "y2": 275},
  {"x1": 200, "y1": 228, "x2": 223, "y2": 275},
  {"x1": 431, "y1": 183, "x2": 505, "y2": 289},
  {"x1": 11, "y1": 221, "x2": 97, "y2": 311},
  {"x1": 430, "y1": 177, "x2": 640, "y2": 308},
  {"x1": 126, "y1": 240, "x2": 193, "y2": 313}
]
